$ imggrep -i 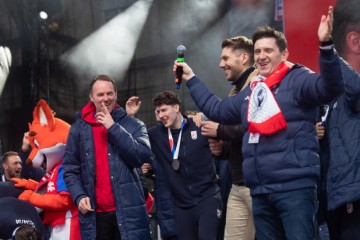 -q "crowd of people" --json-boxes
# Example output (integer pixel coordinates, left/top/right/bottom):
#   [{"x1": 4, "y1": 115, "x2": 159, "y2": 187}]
[{"x1": 0, "y1": 1, "x2": 360, "y2": 240}]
